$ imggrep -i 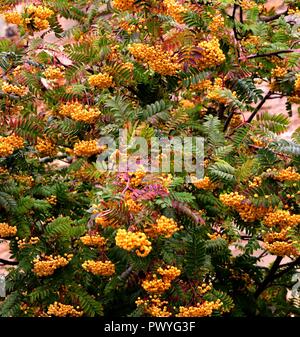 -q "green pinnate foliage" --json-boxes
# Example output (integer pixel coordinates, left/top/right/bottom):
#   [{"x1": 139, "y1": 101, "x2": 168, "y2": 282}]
[{"x1": 0, "y1": 0, "x2": 299, "y2": 318}]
